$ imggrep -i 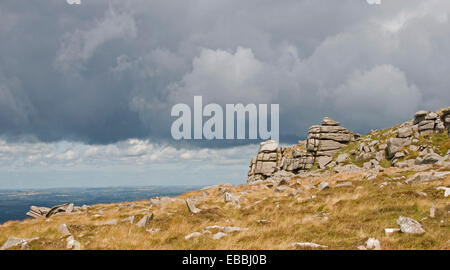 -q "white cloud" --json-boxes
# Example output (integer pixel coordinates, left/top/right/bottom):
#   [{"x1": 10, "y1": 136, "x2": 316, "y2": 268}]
[
  {"x1": 0, "y1": 137, "x2": 257, "y2": 168},
  {"x1": 56, "y1": 6, "x2": 137, "y2": 72},
  {"x1": 67, "y1": 0, "x2": 81, "y2": 5},
  {"x1": 333, "y1": 65, "x2": 421, "y2": 129},
  {"x1": 367, "y1": 0, "x2": 381, "y2": 5}
]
